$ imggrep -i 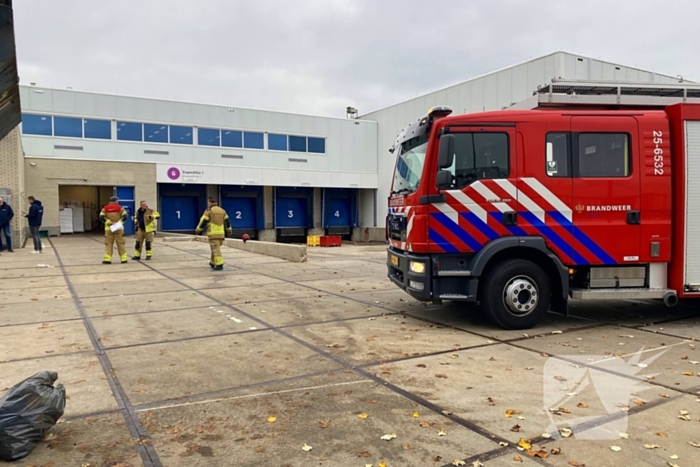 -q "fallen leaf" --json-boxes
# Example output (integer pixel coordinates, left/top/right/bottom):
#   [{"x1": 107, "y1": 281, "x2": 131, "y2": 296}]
[
  {"x1": 668, "y1": 463, "x2": 680, "y2": 467},
  {"x1": 356, "y1": 451, "x2": 371, "y2": 458},
  {"x1": 302, "y1": 443, "x2": 313, "y2": 452},
  {"x1": 631, "y1": 399, "x2": 645, "y2": 406},
  {"x1": 319, "y1": 420, "x2": 330, "y2": 429},
  {"x1": 669, "y1": 454, "x2": 679, "y2": 460},
  {"x1": 379, "y1": 462, "x2": 387, "y2": 467},
  {"x1": 610, "y1": 446, "x2": 622, "y2": 452},
  {"x1": 541, "y1": 433, "x2": 552, "y2": 439},
  {"x1": 681, "y1": 371, "x2": 694, "y2": 376},
  {"x1": 412, "y1": 411, "x2": 420, "y2": 418},
  {"x1": 401, "y1": 444, "x2": 410, "y2": 450},
  {"x1": 437, "y1": 429, "x2": 447, "y2": 437},
  {"x1": 658, "y1": 432, "x2": 668, "y2": 438},
  {"x1": 442, "y1": 410, "x2": 452, "y2": 415},
  {"x1": 679, "y1": 414, "x2": 691, "y2": 421},
  {"x1": 358, "y1": 413, "x2": 369, "y2": 419},
  {"x1": 561, "y1": 428, "x2": 573, "y2": 438},
  {"x1": 267, "y1": 417, "x2": 276, "y2": 423},
  {"x1": 505, "y1": 409, "x2": 522, "y2": 418},
  {"x1": 552, "y1": 330, "x2": 563, "y2": 334},
  {"x1": 689, "y1": 441, "x2": 700, "y2": 448},
  {"x1": 680, "y1": 410, "x2": 689, "y2": 415},
  {"x1": 644, "y1": 444, "x2": 660, "y2": 449},
  {"x1": 527, "y1": 449, "x2": 549, "y2": 458},
  {"x1": 511, "y1": 424, "x2": 521, "y2": 432},
  {"x1": 555, "y1": 375, "x2": 567, "y2": 382},
  {"x1": 472, "y1": 461, "x2": 483, "y2": 467},
  {"x1": 380, "y1": 433, "x2": 397, "y2": 441},
  {"x1": 660, "y1": 394, "x2": 671, "y2": 398},
  {"x1": 559, "y1": 407, "x2": 571, "y2": 414},
  {"x1": 452, "y1": 461, "x2": 466, "y2": 466},
  {"x1": 618, "y1": 433, "x2": 630, "y2": 439},
  {"x1": 416, "y1": 364, "x2": 427, "y2": 368},
  {"x1": 550, "y1": 447, "x2": 561, "y2": 455},
  {"x1": 513, "y1": 456, "x2": 523, "y2": 462},
  {"x1": 569, "y1": 462, "x2": 585, "y2": 467},
  {"x1": 577, "y1": 403, "x2": 589, "y2": 409},
  {"x1": 435, "y1": 374, "x2": 448, "y2": 379},
  {"x1": 434, "y1": 456, "x2": 443, "y2": 462},
  {"x1": 419, "y1": 421, "x2": 435, "y2": 428},
  {"x1": 518, "y1": 439, "x2": 532, "y2": 450},
  {"x1": 499, "y1": 441, "x2": 509, "y2": 447}
]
